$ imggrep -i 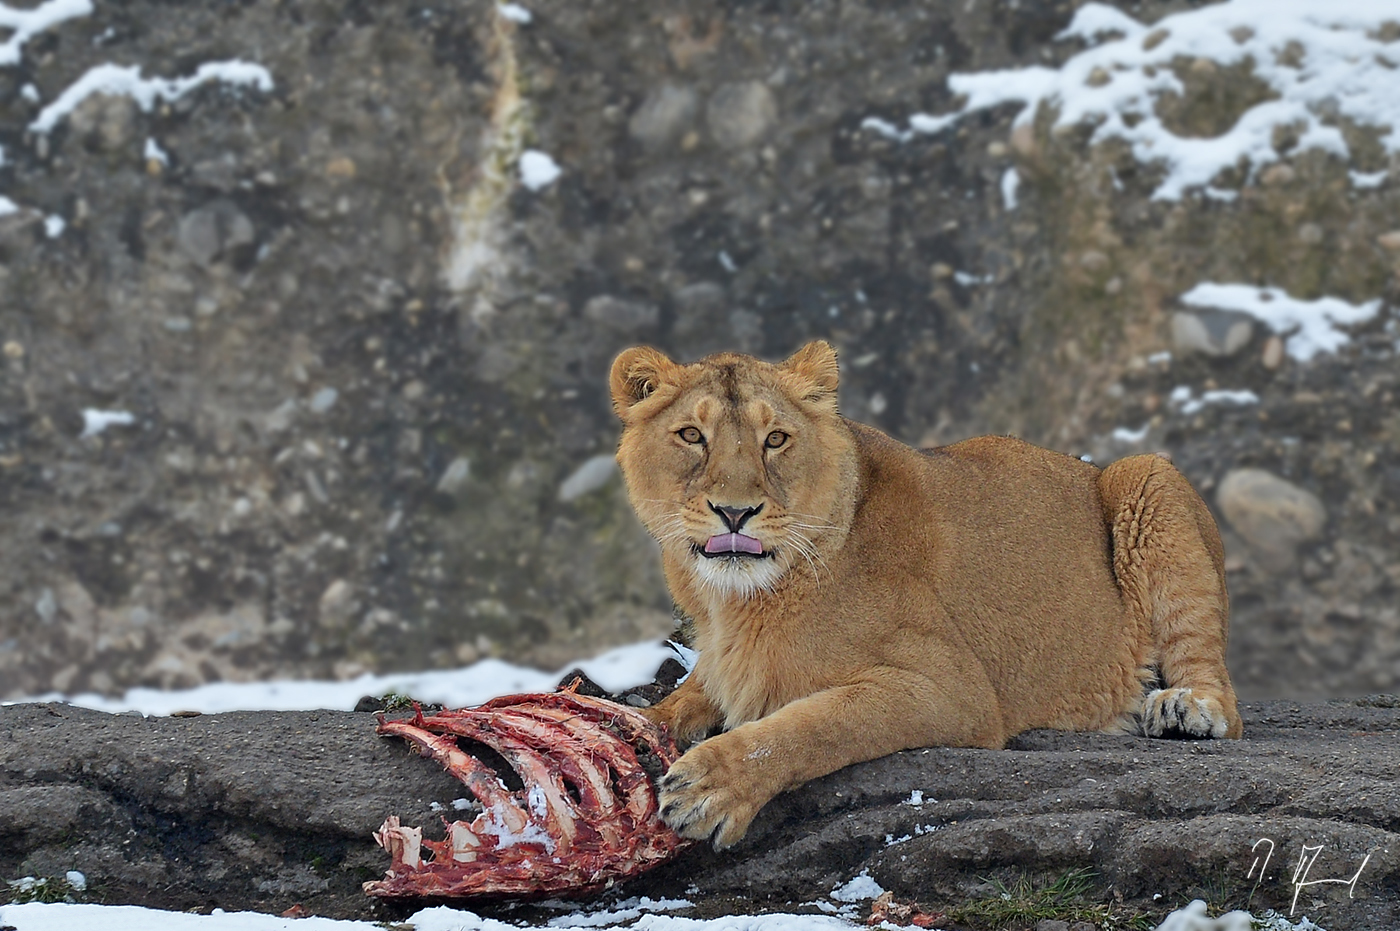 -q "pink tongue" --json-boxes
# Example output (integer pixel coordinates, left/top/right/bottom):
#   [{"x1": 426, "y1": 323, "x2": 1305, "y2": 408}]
[{"x1": 705, "y1": 532, "x2": 763, "y2": 555}]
